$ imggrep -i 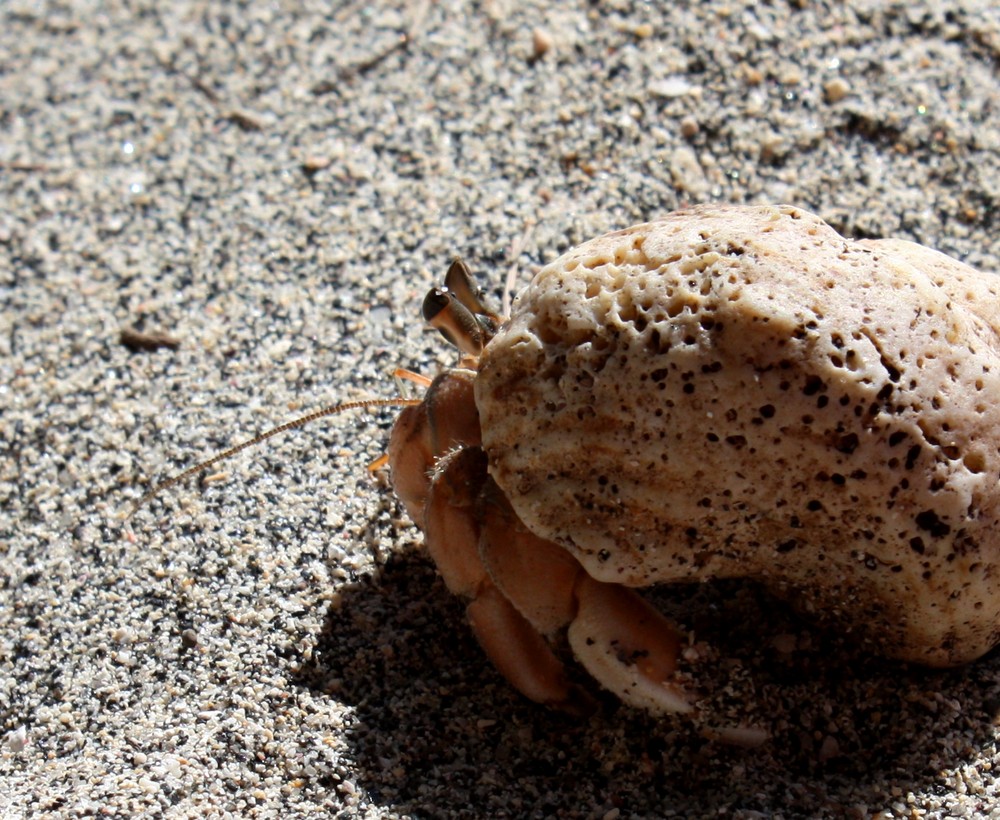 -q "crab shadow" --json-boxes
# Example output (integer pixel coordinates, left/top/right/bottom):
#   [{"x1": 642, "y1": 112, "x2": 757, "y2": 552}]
[{"x1": 294, "y1": 542, "x2": 1000, "y2": 818}]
